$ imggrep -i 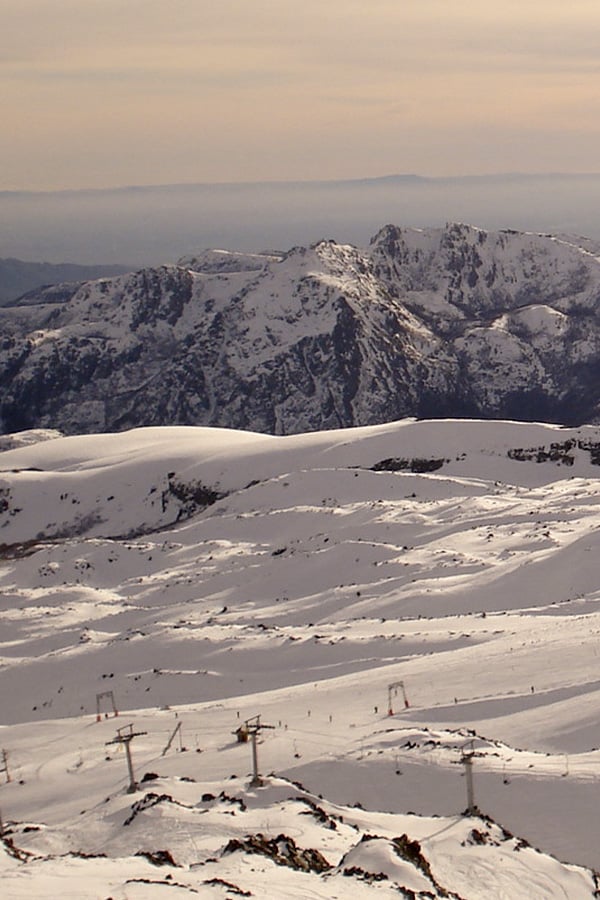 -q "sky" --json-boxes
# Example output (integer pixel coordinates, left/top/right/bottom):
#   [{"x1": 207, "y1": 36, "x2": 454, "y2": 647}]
[{"x1": 3, "y1": 0, "x2": 600, "y2": 191}]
